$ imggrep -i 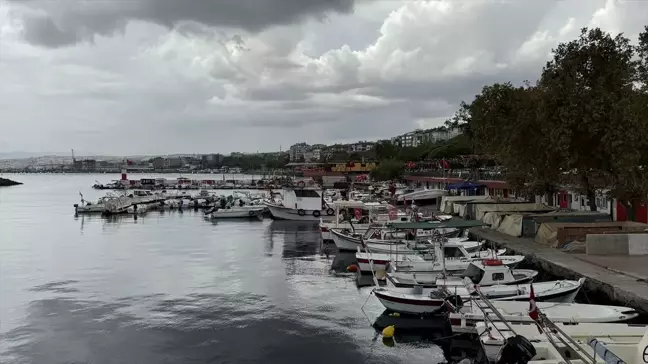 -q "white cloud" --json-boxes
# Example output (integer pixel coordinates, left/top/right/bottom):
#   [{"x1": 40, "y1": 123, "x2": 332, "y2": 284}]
[{"x1": 1, "y1": 0, "x2": 647, "y2": 155}]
